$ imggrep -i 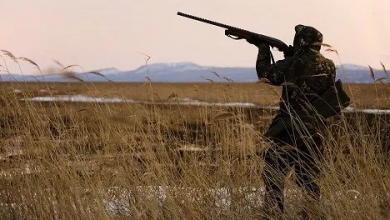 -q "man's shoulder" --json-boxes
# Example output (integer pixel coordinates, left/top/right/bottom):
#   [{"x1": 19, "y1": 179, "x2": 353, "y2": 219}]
[
  {"x1": 323, "y1": 57, "x2": 336, "y2": 72},
  {"x1": 301, "y1": 52, "x2": 336, "y2": 69},
  {"x1": 321, "y1": 55, "x2": 336, "y2": 66},
  {"x1": 316, "y1": 52, "x2": 335, "y2": 64}
]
